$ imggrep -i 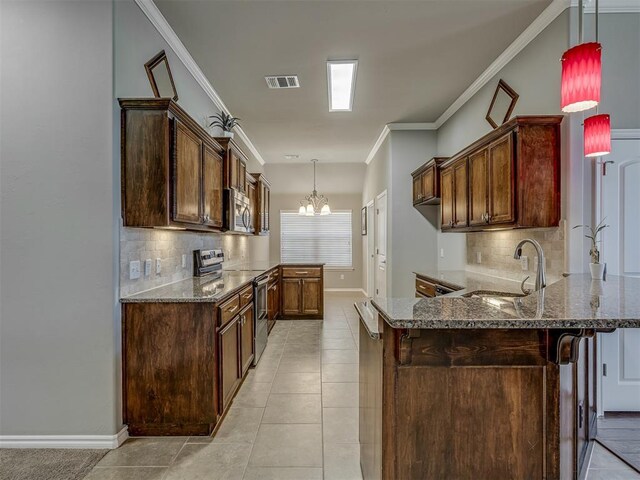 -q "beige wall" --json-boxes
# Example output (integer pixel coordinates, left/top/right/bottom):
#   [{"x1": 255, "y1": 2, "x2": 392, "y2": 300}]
[{"x1": 269, "y1": 193, "x2": 364, "y2": 290}]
